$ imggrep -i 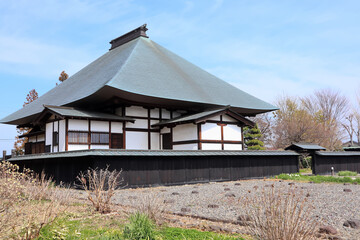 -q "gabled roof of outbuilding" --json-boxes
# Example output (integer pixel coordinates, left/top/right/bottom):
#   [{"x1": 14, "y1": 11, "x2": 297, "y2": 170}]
[
  {"x1": 285, "y1": 142, "x2": 326, "y2": 151},
  {"x1": 1, "y1": 26, "x2": 277, "y2": 125}
]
